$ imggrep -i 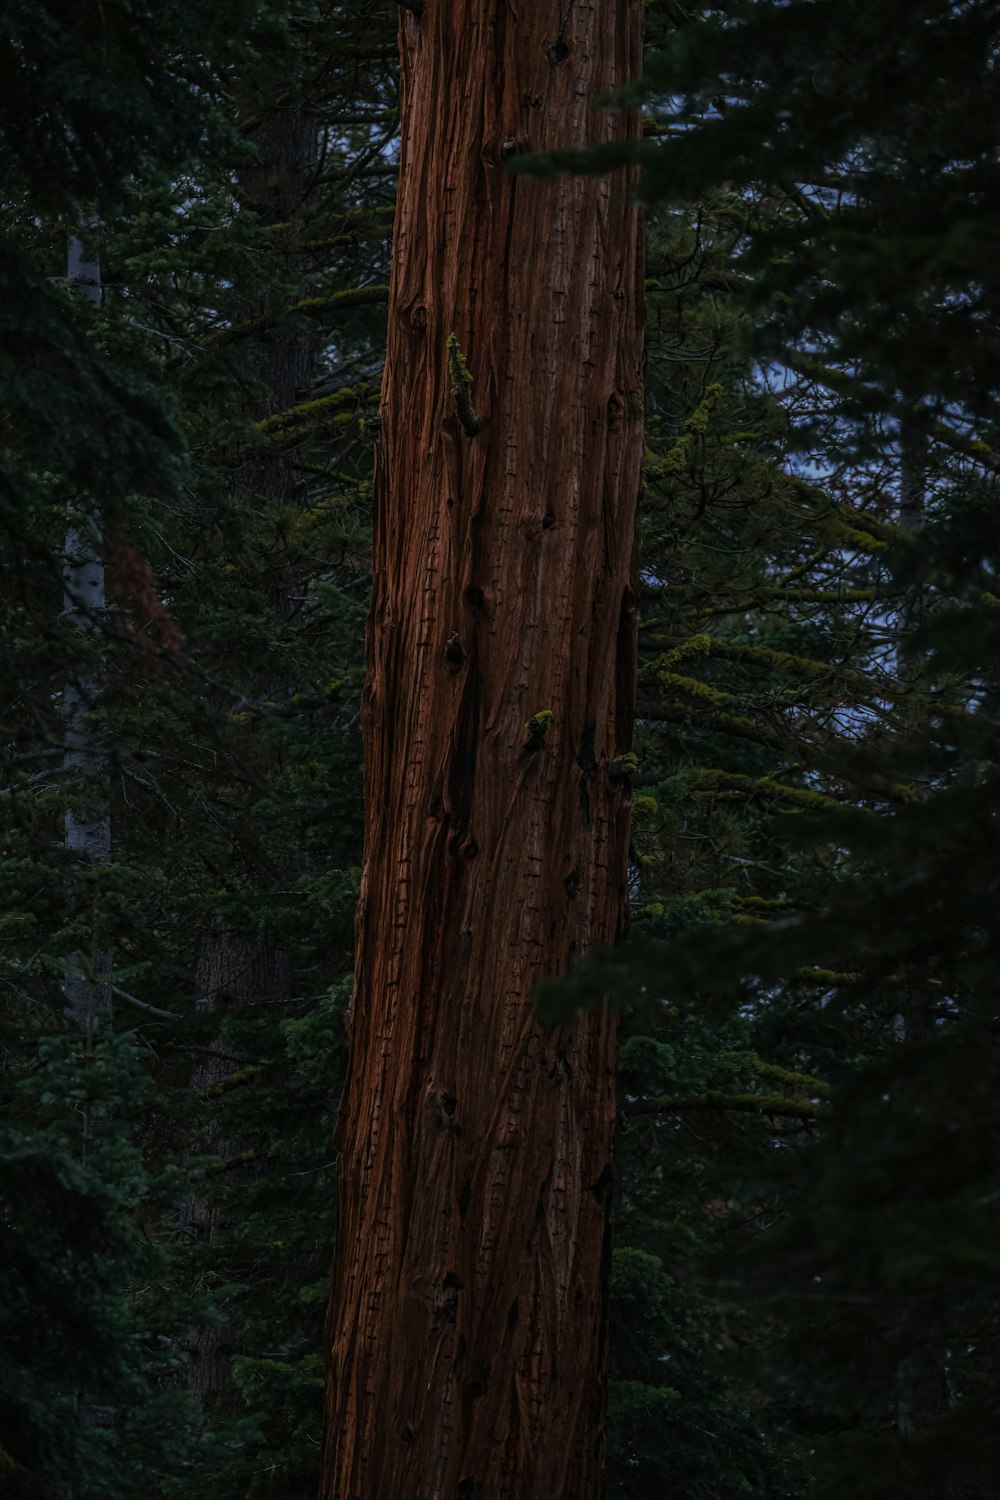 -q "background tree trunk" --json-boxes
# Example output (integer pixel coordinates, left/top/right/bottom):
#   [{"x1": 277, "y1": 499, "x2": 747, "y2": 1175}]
[
  {"x1": 183, "y1": 102, "x2": 316, "y2": 1412},
  {"x1": 322, "y1": 4, "x2": 644, "y2": 1497},
  {"x1": 183, "y1": 929, "x2": 292, "y2": 1414},
  {"x1": 63, "y1": 226, "x2": 110, "y2": 1035}
]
